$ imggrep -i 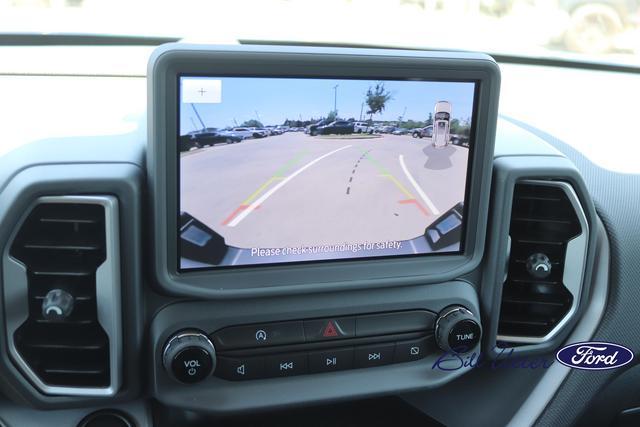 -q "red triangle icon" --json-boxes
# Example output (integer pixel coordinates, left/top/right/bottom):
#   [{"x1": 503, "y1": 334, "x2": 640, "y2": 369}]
[{"x1": 322, "y1": 321, "x2": 339, "y2": 337}]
